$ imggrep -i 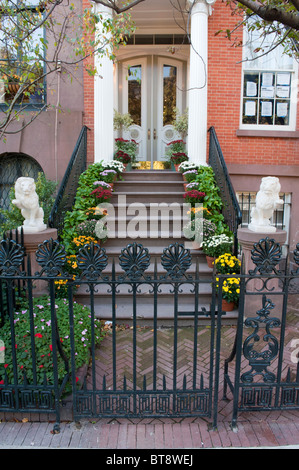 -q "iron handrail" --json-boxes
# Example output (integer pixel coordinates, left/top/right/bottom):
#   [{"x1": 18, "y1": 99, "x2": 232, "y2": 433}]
[
  {"x1": 208, "y1": 126, "x2": 242, "y2": 256},
  {"x1": 48, "y1": 125, "x2": 87, "y2": 236}
]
